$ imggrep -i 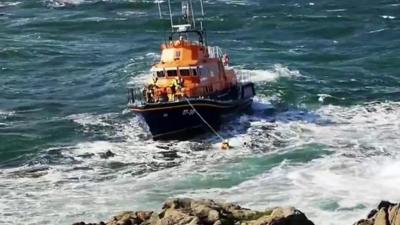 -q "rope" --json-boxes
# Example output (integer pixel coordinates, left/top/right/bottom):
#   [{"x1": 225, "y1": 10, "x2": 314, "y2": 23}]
[{"x1": 184, "y1": 98, "x2": 225, "y2": 142}]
